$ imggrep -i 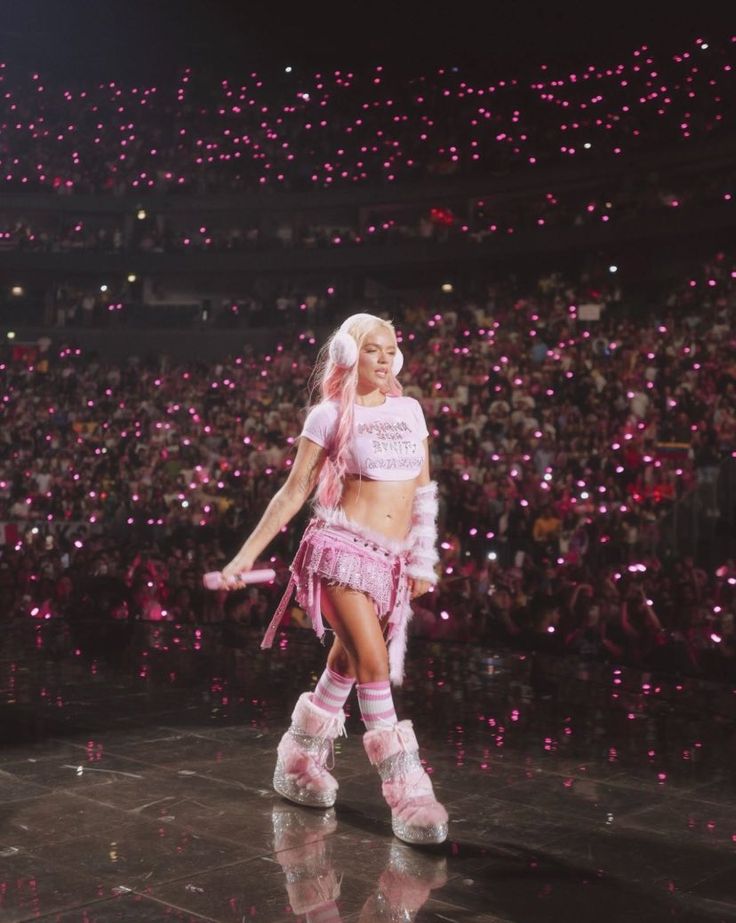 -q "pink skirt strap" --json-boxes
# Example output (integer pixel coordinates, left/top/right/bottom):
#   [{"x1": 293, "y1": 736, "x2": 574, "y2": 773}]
[
  {"x1": 312, "y1": 576, "x2": 324, "y2": 639},
  {"x1": 260, "y1": 573, "x2": 296, "y2": 649}
]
